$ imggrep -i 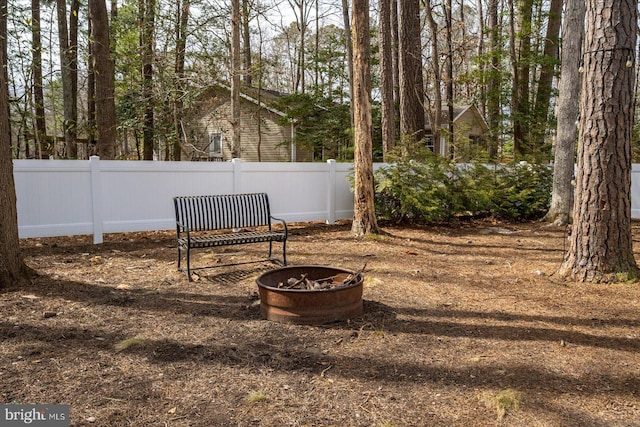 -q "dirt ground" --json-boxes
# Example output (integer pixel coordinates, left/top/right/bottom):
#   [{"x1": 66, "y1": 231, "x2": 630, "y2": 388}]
[{"x1": 2, "y1": 219, "x2": 640, "y2": 427}]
